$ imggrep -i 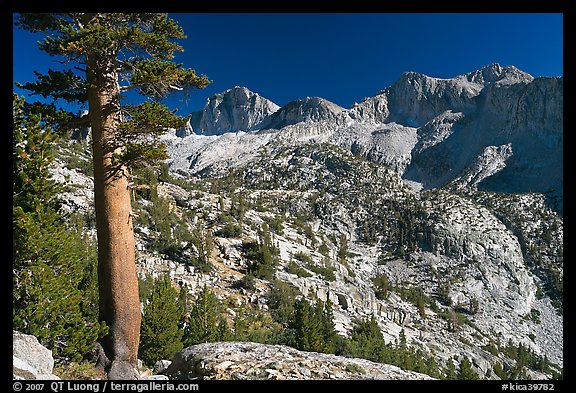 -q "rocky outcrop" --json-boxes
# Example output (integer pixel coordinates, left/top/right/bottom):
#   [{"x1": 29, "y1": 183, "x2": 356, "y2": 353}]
[
  {"x1": 13, "y1": 331, "x2": 60, "y2": 380},
  {"x1": 164, "y1": 341, "x2": 434, "y2": 380}
]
